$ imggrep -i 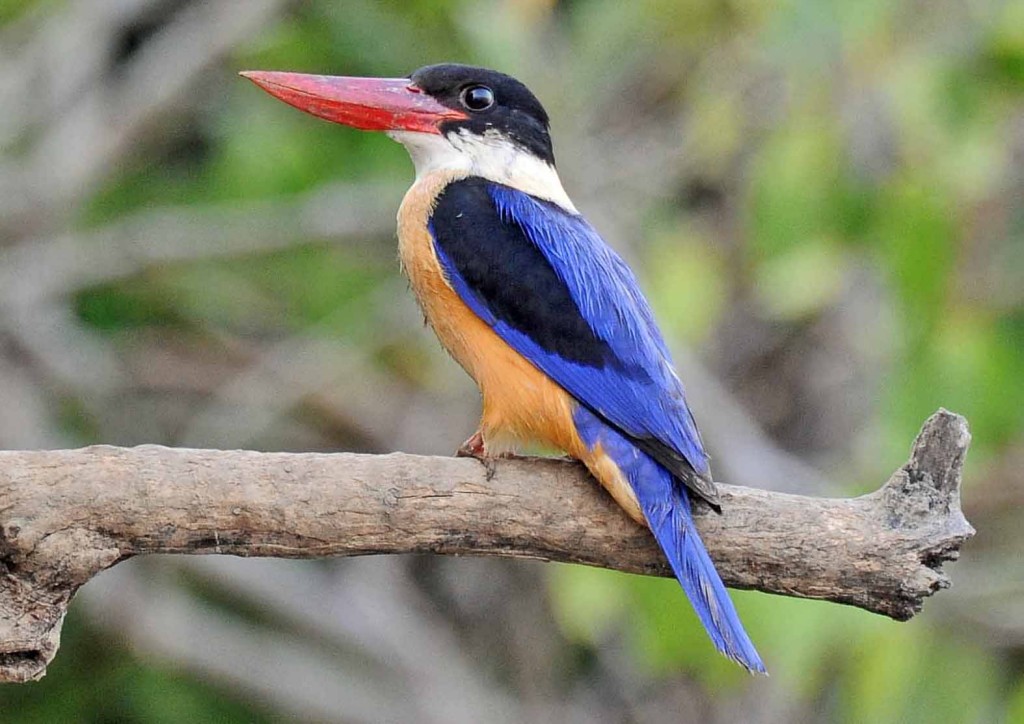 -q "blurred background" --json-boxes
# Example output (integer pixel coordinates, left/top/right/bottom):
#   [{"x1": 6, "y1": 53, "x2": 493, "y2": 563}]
[{"x1": 0, "y1": 0, "x2": 1021, "y2": 721}]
